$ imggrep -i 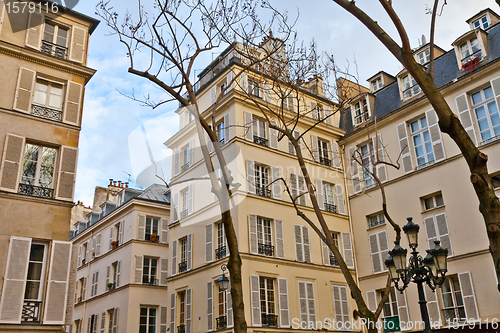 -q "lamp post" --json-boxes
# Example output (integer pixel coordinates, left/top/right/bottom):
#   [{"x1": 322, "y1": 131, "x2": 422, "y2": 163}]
[
  {"x1": 218, "y1": 264, "x2": 230, "y2": 292},
  {"x1": 385, "y1": 217, "x2": 449, "y2": 333}
]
